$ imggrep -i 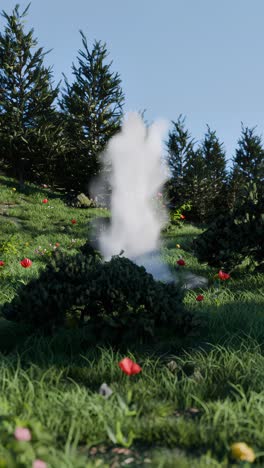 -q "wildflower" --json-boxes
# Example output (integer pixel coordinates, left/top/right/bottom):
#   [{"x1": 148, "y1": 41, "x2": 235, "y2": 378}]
[
  {"x1": 230, "y1": 442, "x2": 255, "y2": 463},
  {"x1": 176, "y1": 244, "x2": 181, "y2": 248},
  {"x1": 20, "y1": 258, "x2": 32, "y2": 268},
  {"x1": 14, "y1": 427, "x2": 31, "y2": 441},
  {"x1": 177, "y1": 259, "x2": 186, "y2": 266},
  {"x1": 180, "y1": 214, "x2": 185, "y2": 219},
  {"x1": 71, "y1": 219, "x2": 77, "y2": 224},
  {"x1": 42, "y1": 184, "x2": 48, "y2": 189},
  {"x1": 119, "y1": 357, "x2": 142, "y2": 376},
  {"x1": 0, "y1": 261, "x2": 4, "y2": 267},
  {"x1": 12, "y1": 187, "x2": 16, "y2": 191},
  {"x1": 42, "y1": 198, "x2": 48, "y2": 204},
  {"x1": 55, "y1": 242, "x2": 60, "y2": 247},
  {"x1": 218, "y1": 270, "x2": 230, "y2": 281},
  {"x1": 25, "y1": 242, "x2": 29, "y2": 246},
  {"x1": 196, "y1": 294, "x2": 204, "y2": 302},
  {"x1": 99, "y1": 383, "x2": 113, "y2": 398},
  {"x1": 167, "y1": 360, "x2": 178, "y2": 372},
  {"x1": 32, "y1": 460, "x2": 47, "y2": 468}
]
